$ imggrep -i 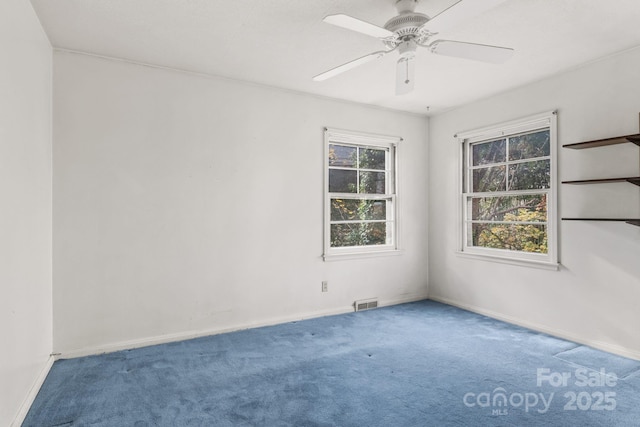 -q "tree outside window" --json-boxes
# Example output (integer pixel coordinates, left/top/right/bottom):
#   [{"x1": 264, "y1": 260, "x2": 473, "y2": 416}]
[
  {"x1": 458, "y1": 112, "x2": 558, "y2": 267},
  {"x1": 324, "y1": 129, "x2": 399, "y2": 259}
]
